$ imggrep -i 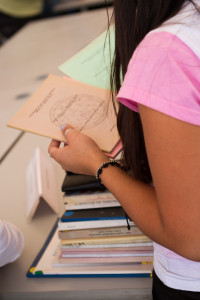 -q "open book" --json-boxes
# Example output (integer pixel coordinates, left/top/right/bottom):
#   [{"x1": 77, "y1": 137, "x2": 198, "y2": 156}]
[{"x1": 7, "y1": 74, "x2": 121, "y2": 156}]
